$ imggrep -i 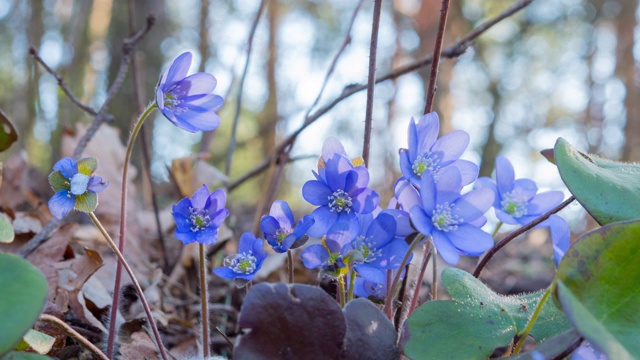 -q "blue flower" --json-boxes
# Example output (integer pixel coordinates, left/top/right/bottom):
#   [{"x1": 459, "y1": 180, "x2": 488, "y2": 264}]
[
  {"x1": 399, "y1": 112, "x2": 478, "y2": 187},
  {"x1": 400, "y1": 167, "x2": 495, "y2": 265},
  {"x1": 213, "y1": 232, "x2": 267, "y2": 282},
  {"x1": 172, "y1": 185, "x2": 229, "y2": 245},
  {"x1": 302, "y1": 145, "x2": 379, "y2": 238},
  {"x1": 300, "y1": 222, "x2": 354, "y2": 273},
  {"x1": 345, "y1": 212, "x2": 409, "y2": 275},
  {"x1": 48, "y1": 157, "x2": 108, "y2": 220},
  {"x1": 475, "y1": 156, "x2": 565, "y2": 225},
  {"x1": 260, "y1": 200, "x2": 315, "y2": 253},
  {"x1": 548, "y1": 214, "x2": 570, "y2": 266},
  {"x1": 156, "y1": 52, "x2": 224, "y2": 133}
]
